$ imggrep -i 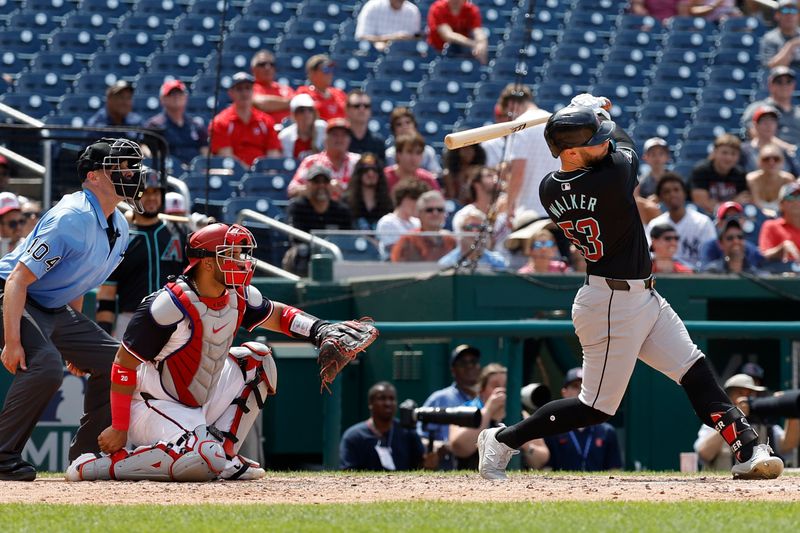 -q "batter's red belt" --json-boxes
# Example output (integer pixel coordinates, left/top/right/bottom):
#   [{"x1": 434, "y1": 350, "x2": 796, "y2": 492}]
[{"x1": 585, "y1": 275, "x2": 655, "y2": 291}]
